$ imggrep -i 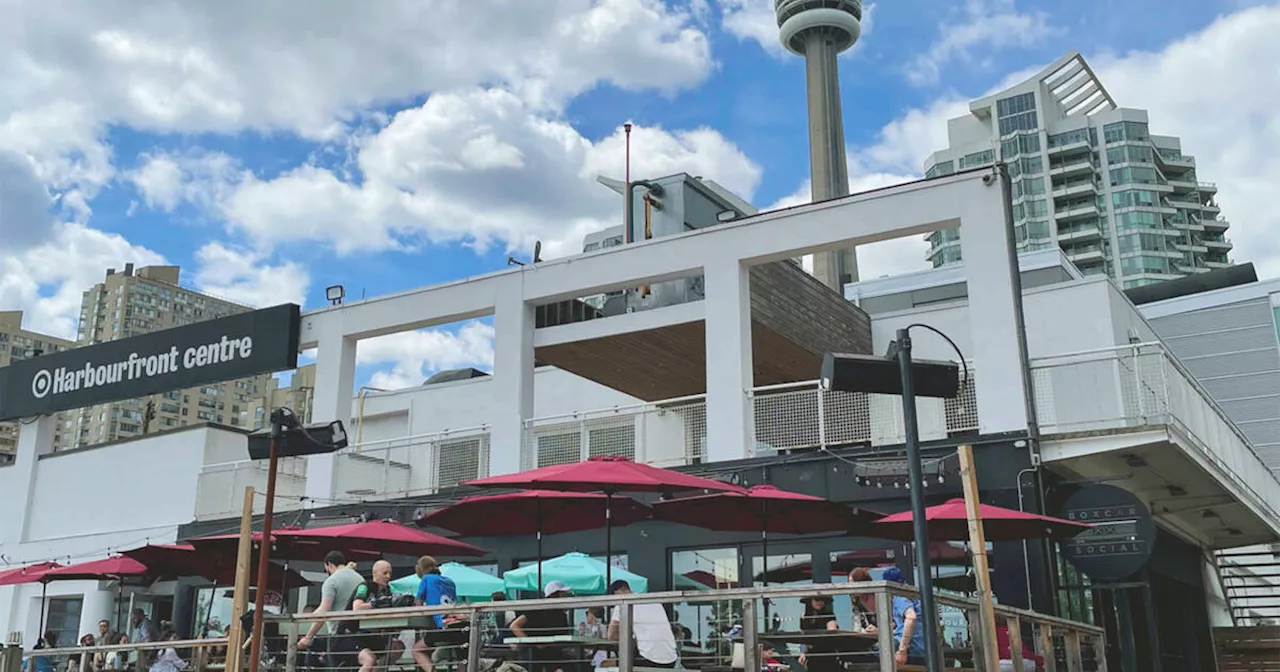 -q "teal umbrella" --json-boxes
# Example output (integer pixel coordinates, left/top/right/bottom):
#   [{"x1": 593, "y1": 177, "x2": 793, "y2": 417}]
[
  {"x1": 503, "y1": 552, "x2": 648, "y2": 595},
  {"x1": 390, "y1": 563, "x2": 505, "y2": 602}
]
